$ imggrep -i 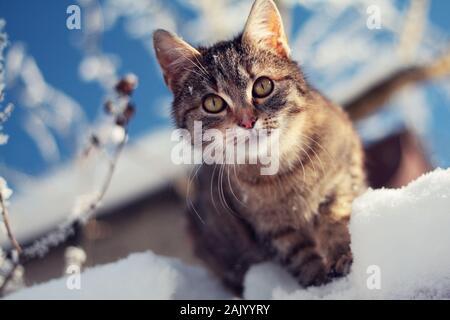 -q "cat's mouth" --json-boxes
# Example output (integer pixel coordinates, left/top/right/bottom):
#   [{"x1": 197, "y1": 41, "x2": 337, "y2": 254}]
[
  {"x1": 221, "y1": 125, "x2": 280, "y2": 162},
  {"x1": 225, "y1": 125, "x2": 276, "y2": 146}
]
